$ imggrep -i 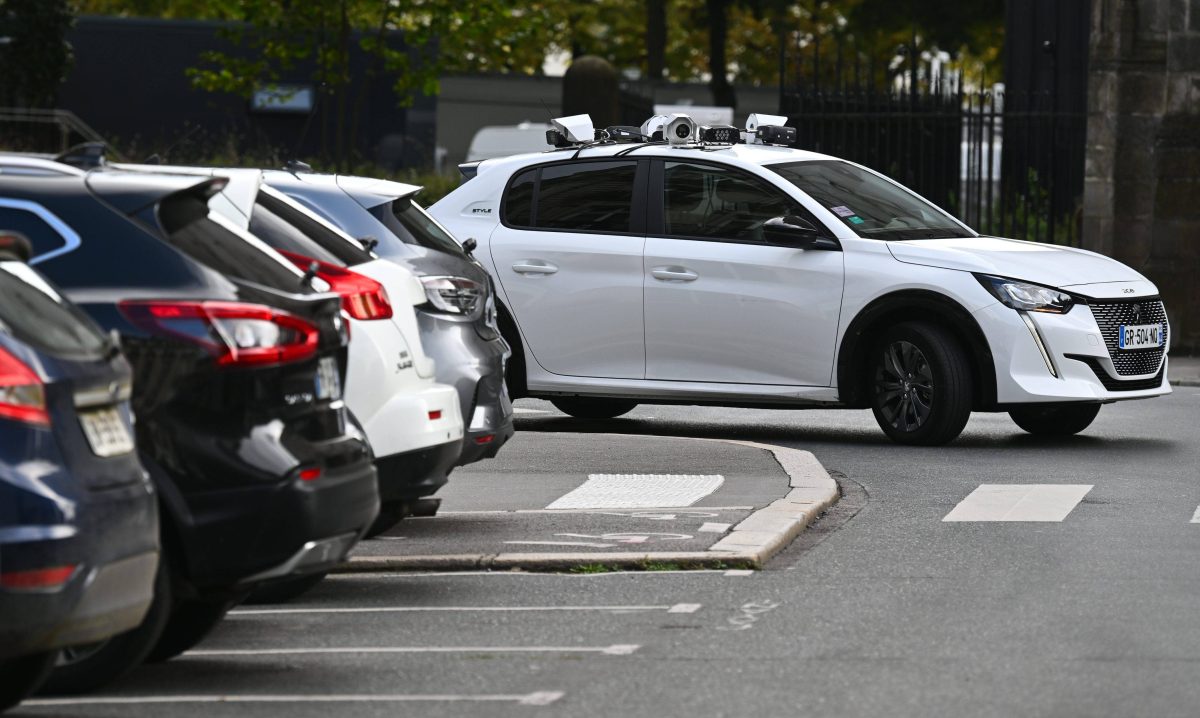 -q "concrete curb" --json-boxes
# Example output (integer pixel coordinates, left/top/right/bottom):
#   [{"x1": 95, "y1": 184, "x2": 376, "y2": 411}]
[
  {"x1": 1170, "y1": 378, "x2": 1200, "y2": 387},
  {"x1": 334, "y1": 436, "x2": 839, "y2": 574}
]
